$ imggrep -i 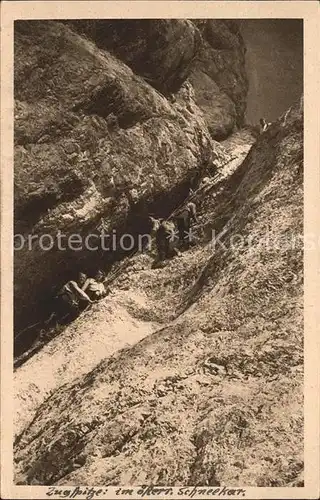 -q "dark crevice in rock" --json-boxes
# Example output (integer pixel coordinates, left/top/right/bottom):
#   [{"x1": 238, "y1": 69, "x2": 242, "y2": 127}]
[
  {"x1": 14, "y1": 18, "x2": 248, "y2": 344},
  {"x1": 13, "y1": 170, "x2": 201, "y2": 359}
]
